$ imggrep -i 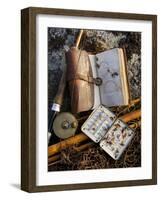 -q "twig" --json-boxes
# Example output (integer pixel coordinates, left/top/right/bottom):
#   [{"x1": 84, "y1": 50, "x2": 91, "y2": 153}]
[
  {"x1": 48, "y1": 154, "x2": 60, "y2": 163},
  {"x1": 129, "y1": 120, "x2": 141, "y2": 129},
  {"x1": 73, "y1": 142, "x2": 94, "y2": 152},
  {"x1": 48, "y1": 142, "x2": 94, "y2": 164}
]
